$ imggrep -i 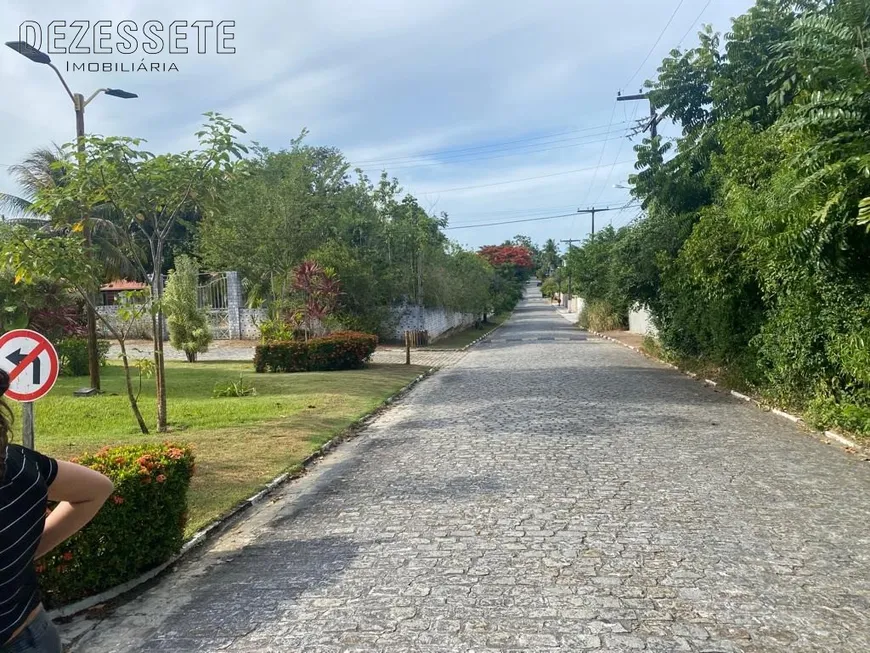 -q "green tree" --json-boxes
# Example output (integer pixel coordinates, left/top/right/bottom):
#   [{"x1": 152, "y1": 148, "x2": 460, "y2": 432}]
[
  {"x1": 2, "y1": 229, "x2": 150, "y2": 433},
  {"x1": 33, "y1": 113, "x2": 247, "y2": 432},
  {"x1": 163, "y1": 255, "x2": 212, "y2": 362}
]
